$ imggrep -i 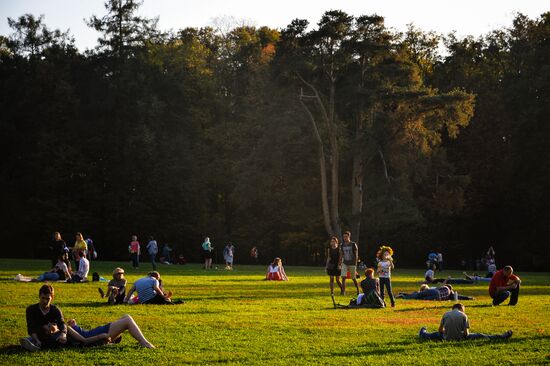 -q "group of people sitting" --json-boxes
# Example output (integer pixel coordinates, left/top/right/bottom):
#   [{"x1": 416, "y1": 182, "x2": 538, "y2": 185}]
[{"x1": 16, "y1": 250, "x2": 90, "y2": 284}]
